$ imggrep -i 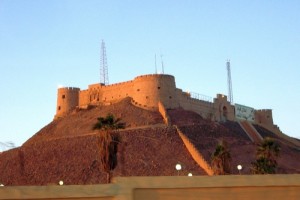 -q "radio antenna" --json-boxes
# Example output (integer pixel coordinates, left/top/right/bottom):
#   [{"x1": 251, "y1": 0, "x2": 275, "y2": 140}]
[
  {"x1": 160, "y1": 54, "x2": 164, "y2": 74},
  {"x1": 100, "y1": 40, "x2": 109, "y2": 85}
]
